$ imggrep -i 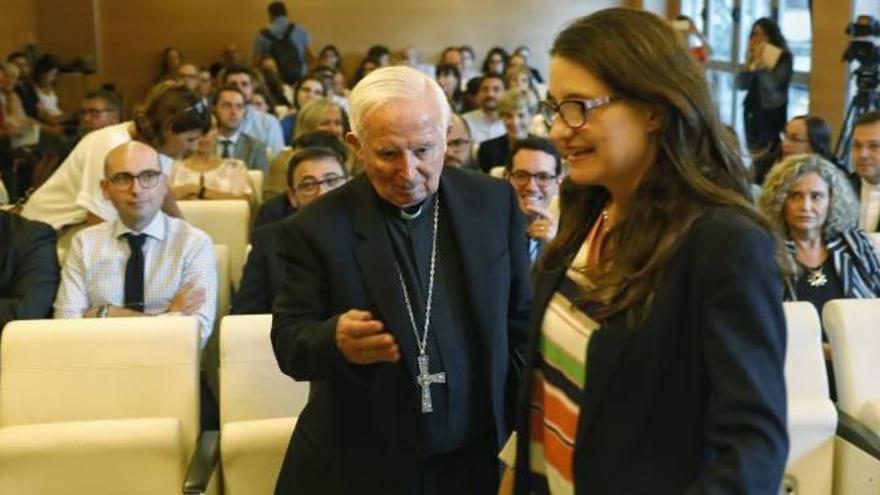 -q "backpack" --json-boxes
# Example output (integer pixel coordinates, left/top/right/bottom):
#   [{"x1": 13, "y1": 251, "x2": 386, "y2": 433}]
[{"x1": 261, "y1": 23, "x2": 303, "y2": 84}]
